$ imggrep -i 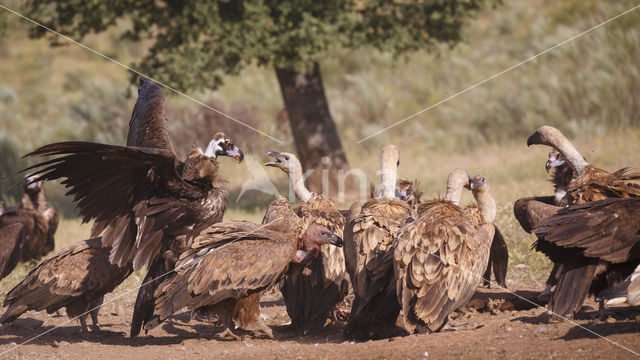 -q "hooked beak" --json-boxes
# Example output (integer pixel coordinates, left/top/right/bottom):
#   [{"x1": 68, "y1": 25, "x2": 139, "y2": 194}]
[
  {"x1": 264, "y1": 151, "x2": 281, "y2": 167},
  {"x1": 226, "y1": 145, "x2": 244, "y2": 163},
  {"x1": 545, "y1": 157, "x2": 565, "y2": 173},
  {"x1": 397, "y1": 190, "x2": 408, "y2": 201},
  {"x1": 464, "y1": 177, "x2": 472, "y2": 190},
  {"x1": 527, "y1": 131, "x2": 542, "y2": 147},
  {"x1": 329, "y1": 234, "x2": 343, "y2": 247}
]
